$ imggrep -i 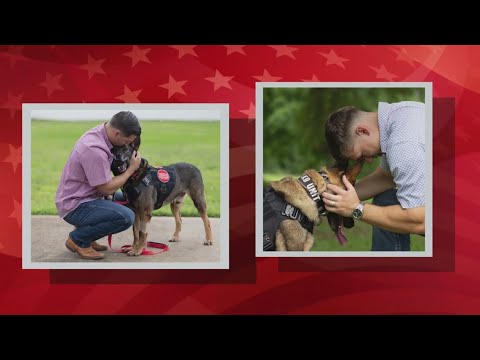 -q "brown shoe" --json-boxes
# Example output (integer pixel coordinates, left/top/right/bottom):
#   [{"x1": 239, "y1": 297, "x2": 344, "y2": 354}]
[
  {"x1": 65, "y1": 237, "x2": 104, "y2": 260},
  {"x1": 91, "y1": 241, "x2": 108, "y2": 252}
]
